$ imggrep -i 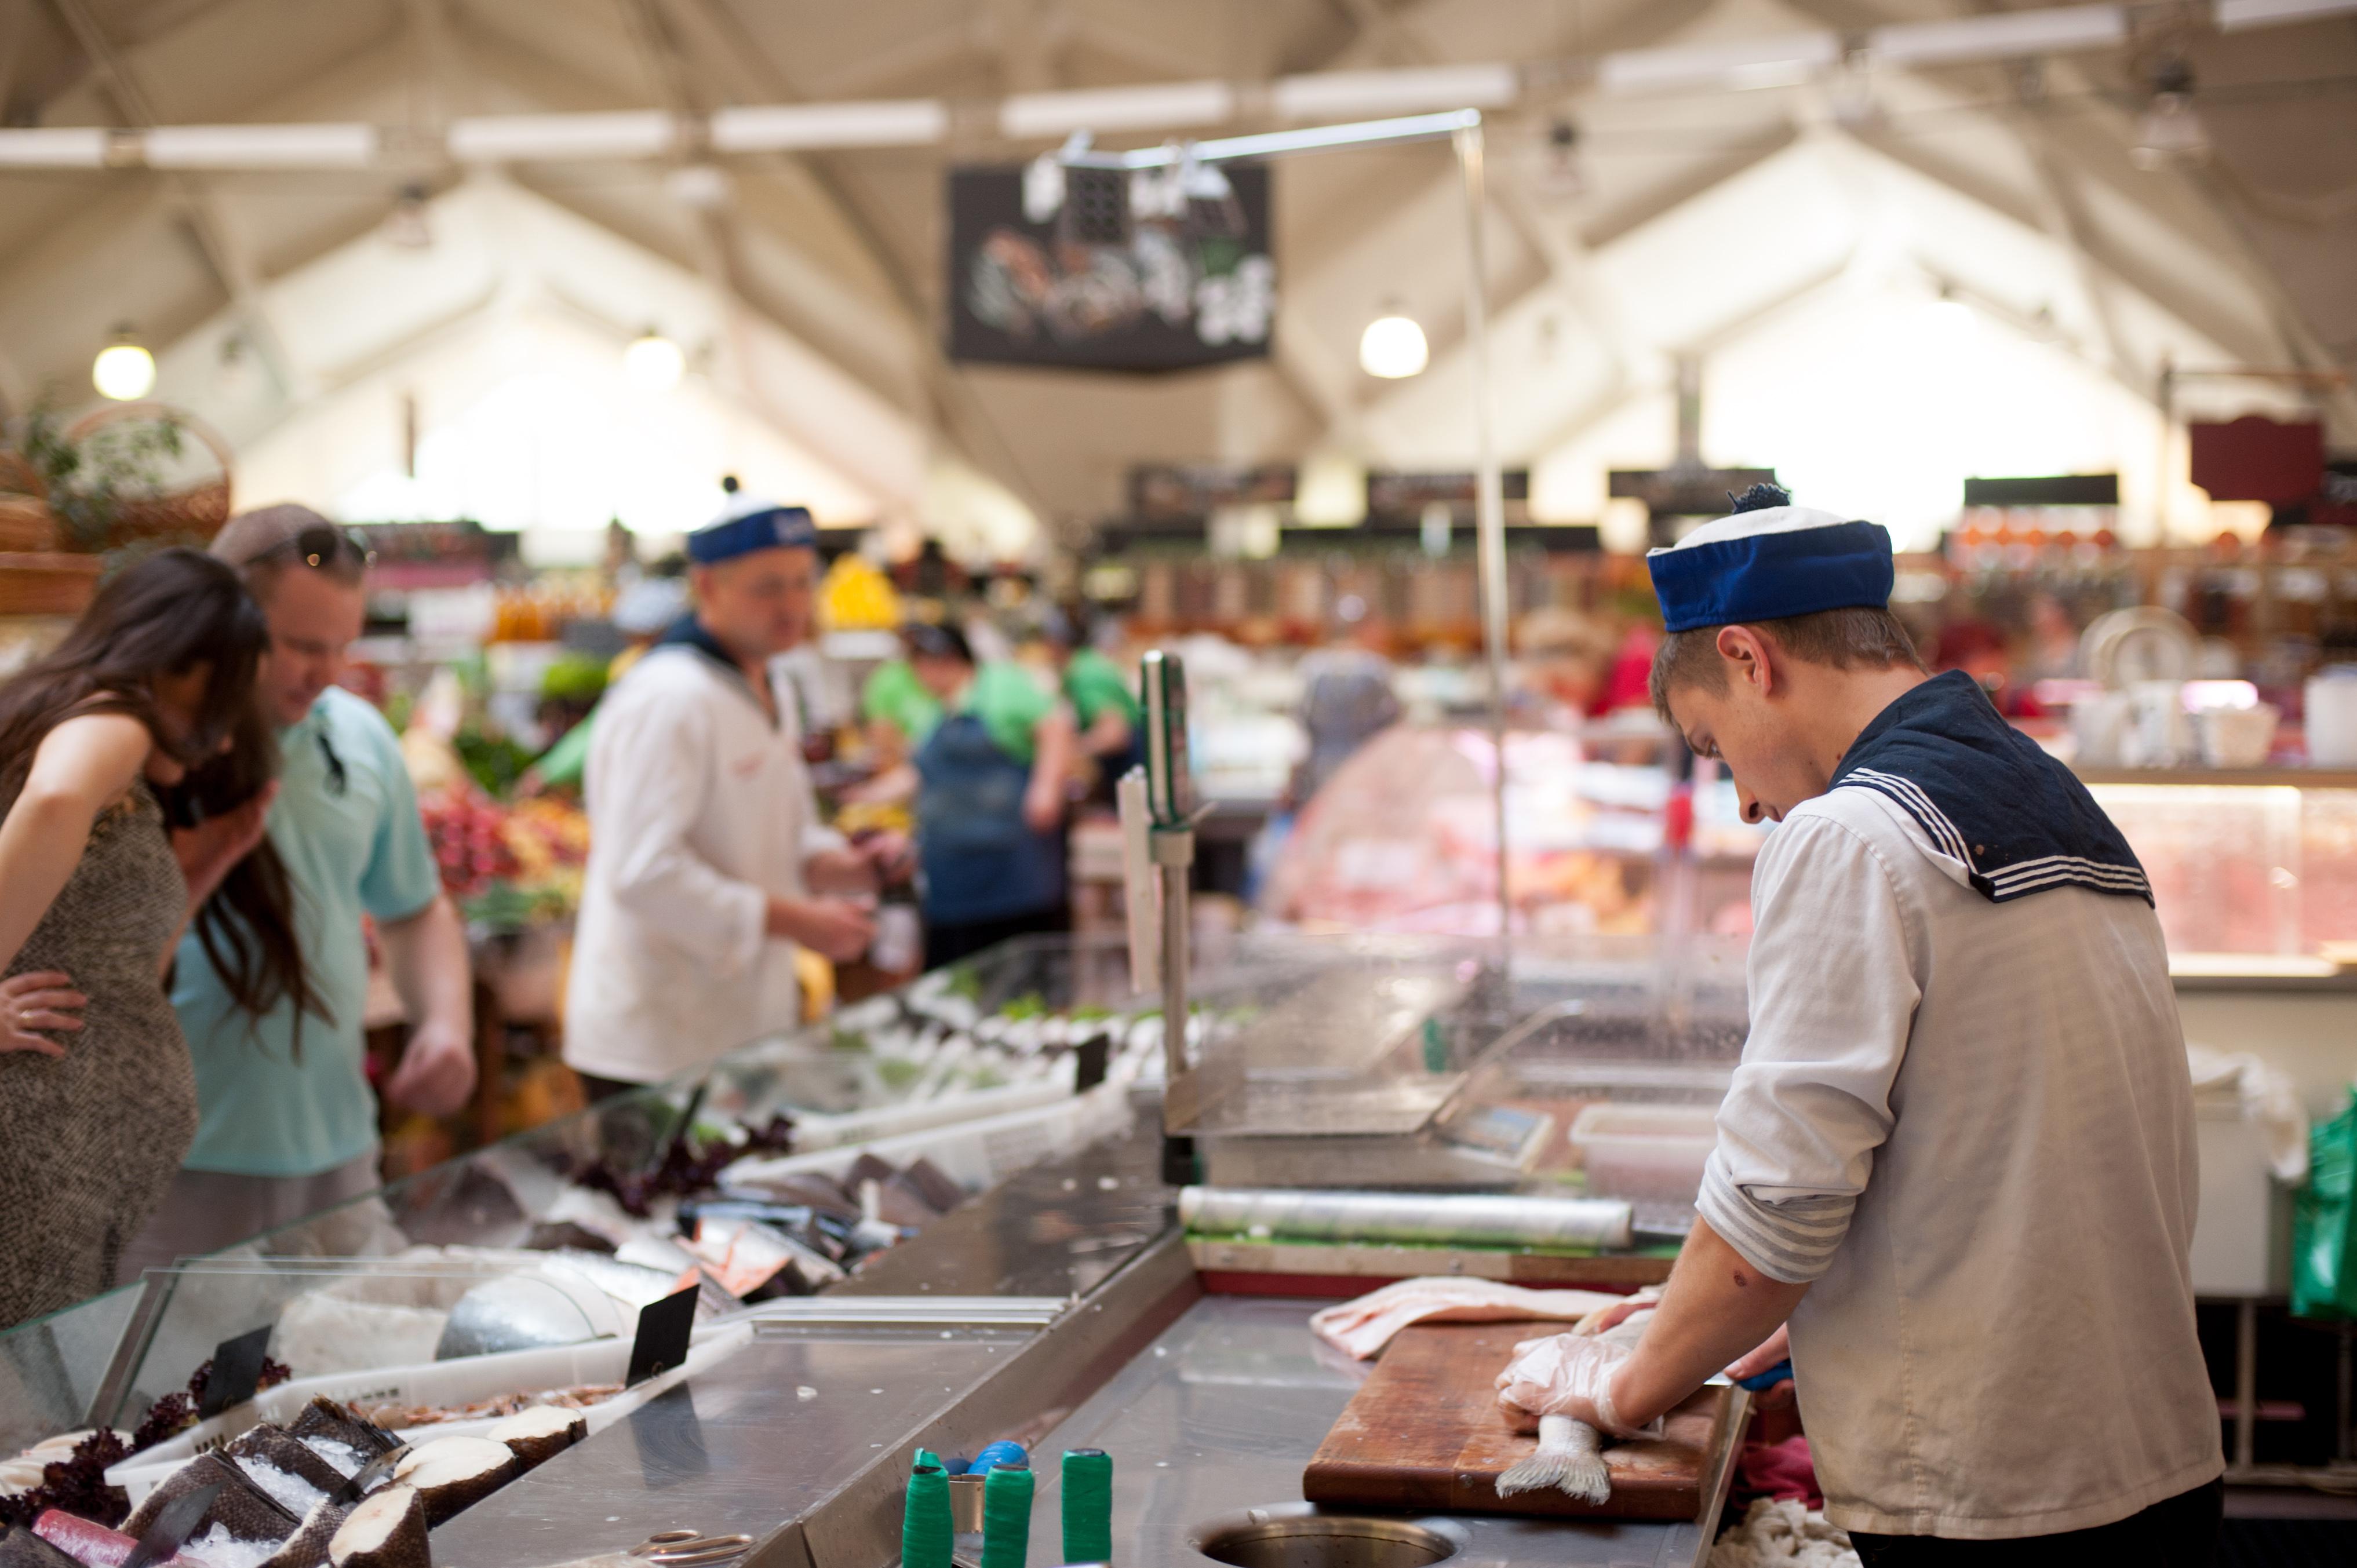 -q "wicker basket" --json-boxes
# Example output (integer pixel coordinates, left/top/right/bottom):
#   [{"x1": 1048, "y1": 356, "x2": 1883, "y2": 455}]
[
  {"x1": 0, "y1": 552, "x2": 103, "y2": 618},
  {"x1": 0, "y1": 451, "x2": 58, "y2": 553},
  {"x1": 61, "y1": 402, "x2": 234, "y2": 549}
]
